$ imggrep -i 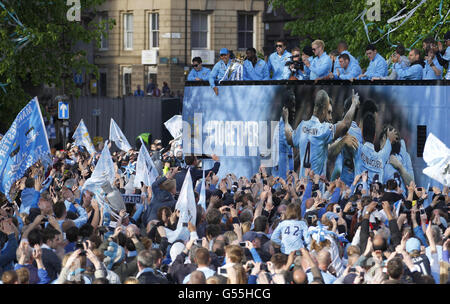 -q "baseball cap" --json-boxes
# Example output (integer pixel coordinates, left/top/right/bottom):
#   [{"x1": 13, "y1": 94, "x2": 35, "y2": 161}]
[
  {"x1": 405, "y1": 237, "x2": 421, "y2": 253},
  {"x1": 219, "y1": 48, "x2": 229, "y2": 55},
  {"x1": 243, "y1": 231, "x2": 260, "y2": 242}
]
